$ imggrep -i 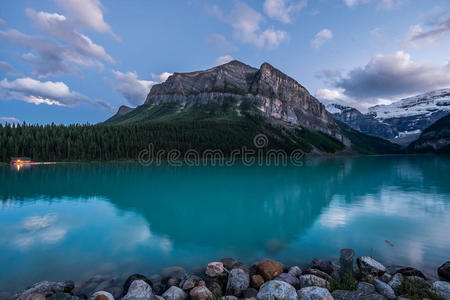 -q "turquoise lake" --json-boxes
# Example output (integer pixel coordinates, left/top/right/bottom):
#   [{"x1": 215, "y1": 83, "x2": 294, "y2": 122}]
[{"x1": 1, "y1": 156, "x2": 450, "y2": 292}]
